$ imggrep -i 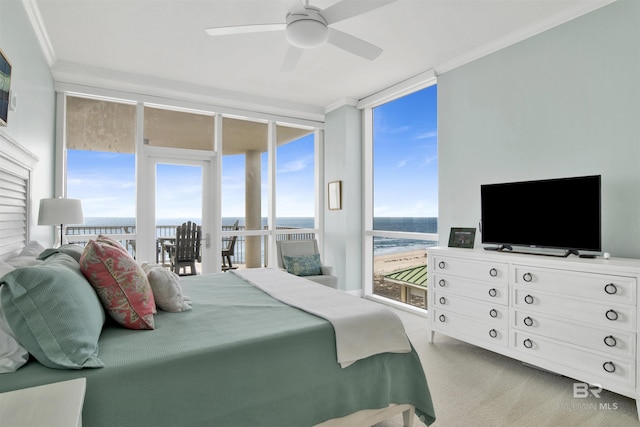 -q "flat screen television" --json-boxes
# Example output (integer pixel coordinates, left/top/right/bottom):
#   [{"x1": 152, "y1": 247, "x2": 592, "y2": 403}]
[{"x1": 480, "y1": 175, "x2": 601, "y2": 255}]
